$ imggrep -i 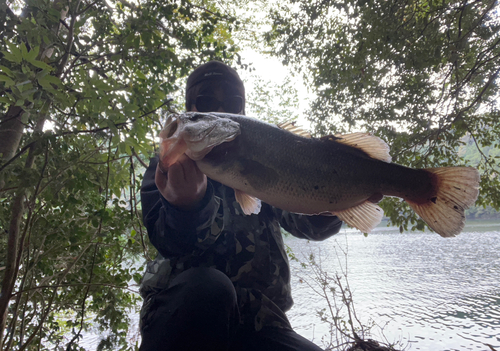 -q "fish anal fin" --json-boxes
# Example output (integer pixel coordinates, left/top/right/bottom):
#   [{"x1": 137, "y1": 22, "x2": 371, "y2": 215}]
[
  {"x1": 333, "y1": 201, "x2": 384, "y2": 234},
  {"x1": 407, "y1": 167, "x2": 480, "y2": 237},
  {"x1": 234, "y1": 189, "x2": 262, "y2": 215},
  {"x1": 277, "y1": 120, "x2": 312, "y2": 138},
  {"x1": 329, "y1": 132, "x2": 392, "y2": 163}
]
